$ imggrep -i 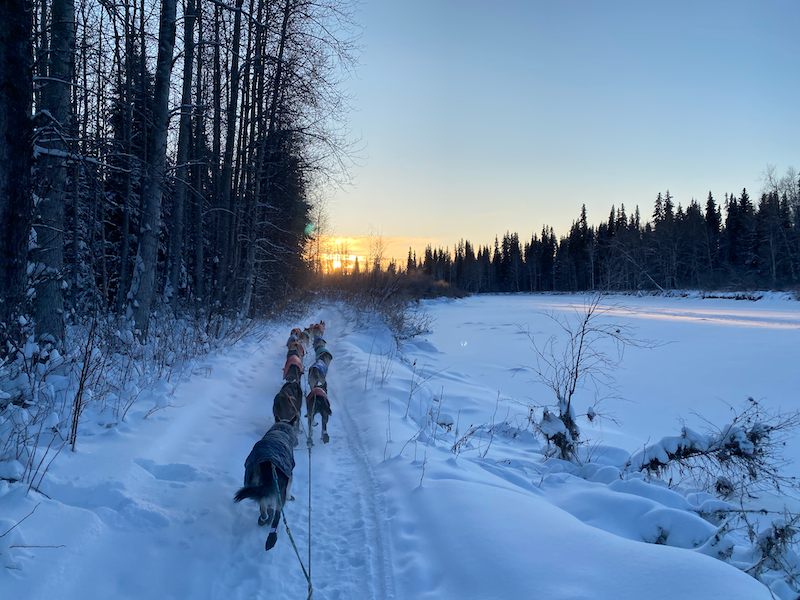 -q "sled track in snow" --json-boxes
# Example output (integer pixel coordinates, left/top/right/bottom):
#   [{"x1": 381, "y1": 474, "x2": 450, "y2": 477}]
[{"x1": 328, "y1": 333, "x2": 396, "y2": 600}]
